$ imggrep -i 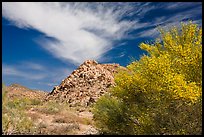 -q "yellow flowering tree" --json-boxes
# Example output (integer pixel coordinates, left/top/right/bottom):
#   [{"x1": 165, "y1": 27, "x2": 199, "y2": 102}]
[{"x1": 92, "y1": 22, "x2": 202, "y2": 135}]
